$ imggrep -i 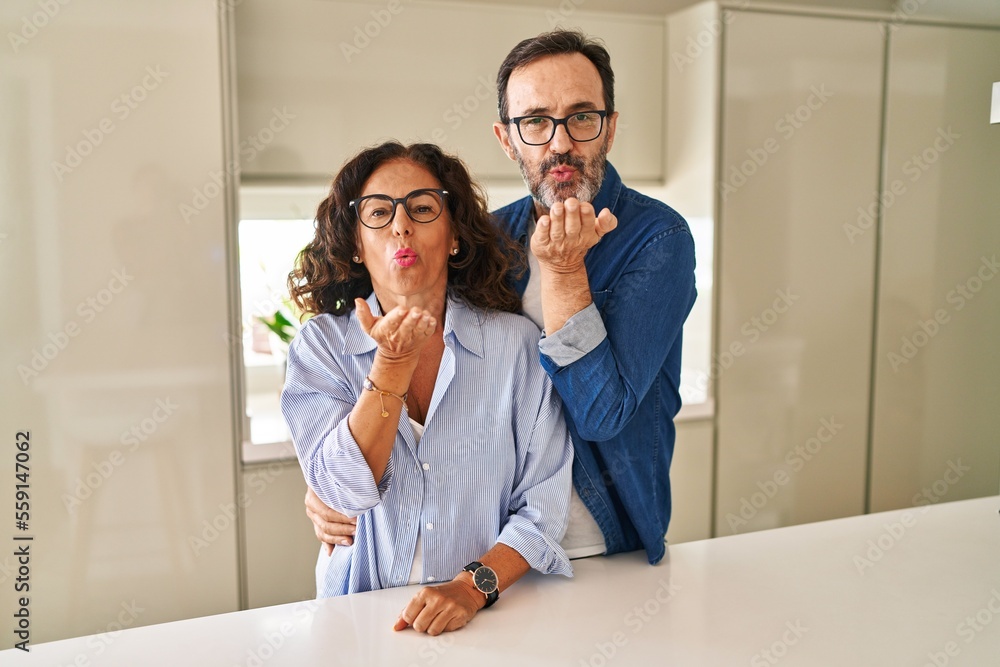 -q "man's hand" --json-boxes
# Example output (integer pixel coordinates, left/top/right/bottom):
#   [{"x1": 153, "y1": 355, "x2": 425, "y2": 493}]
[
  {"x1": 393, "y1": 575, "x2": 485, "y2": 635},
  {"x1": 531, "y1": 198, "x2": 617, "y2": 273},
  {"x1": 304, "y1": 487, "x2": 356, "y2": 556},
  {"x1": 531, "y1": 198, "x2": 617, "y2": 335}
]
